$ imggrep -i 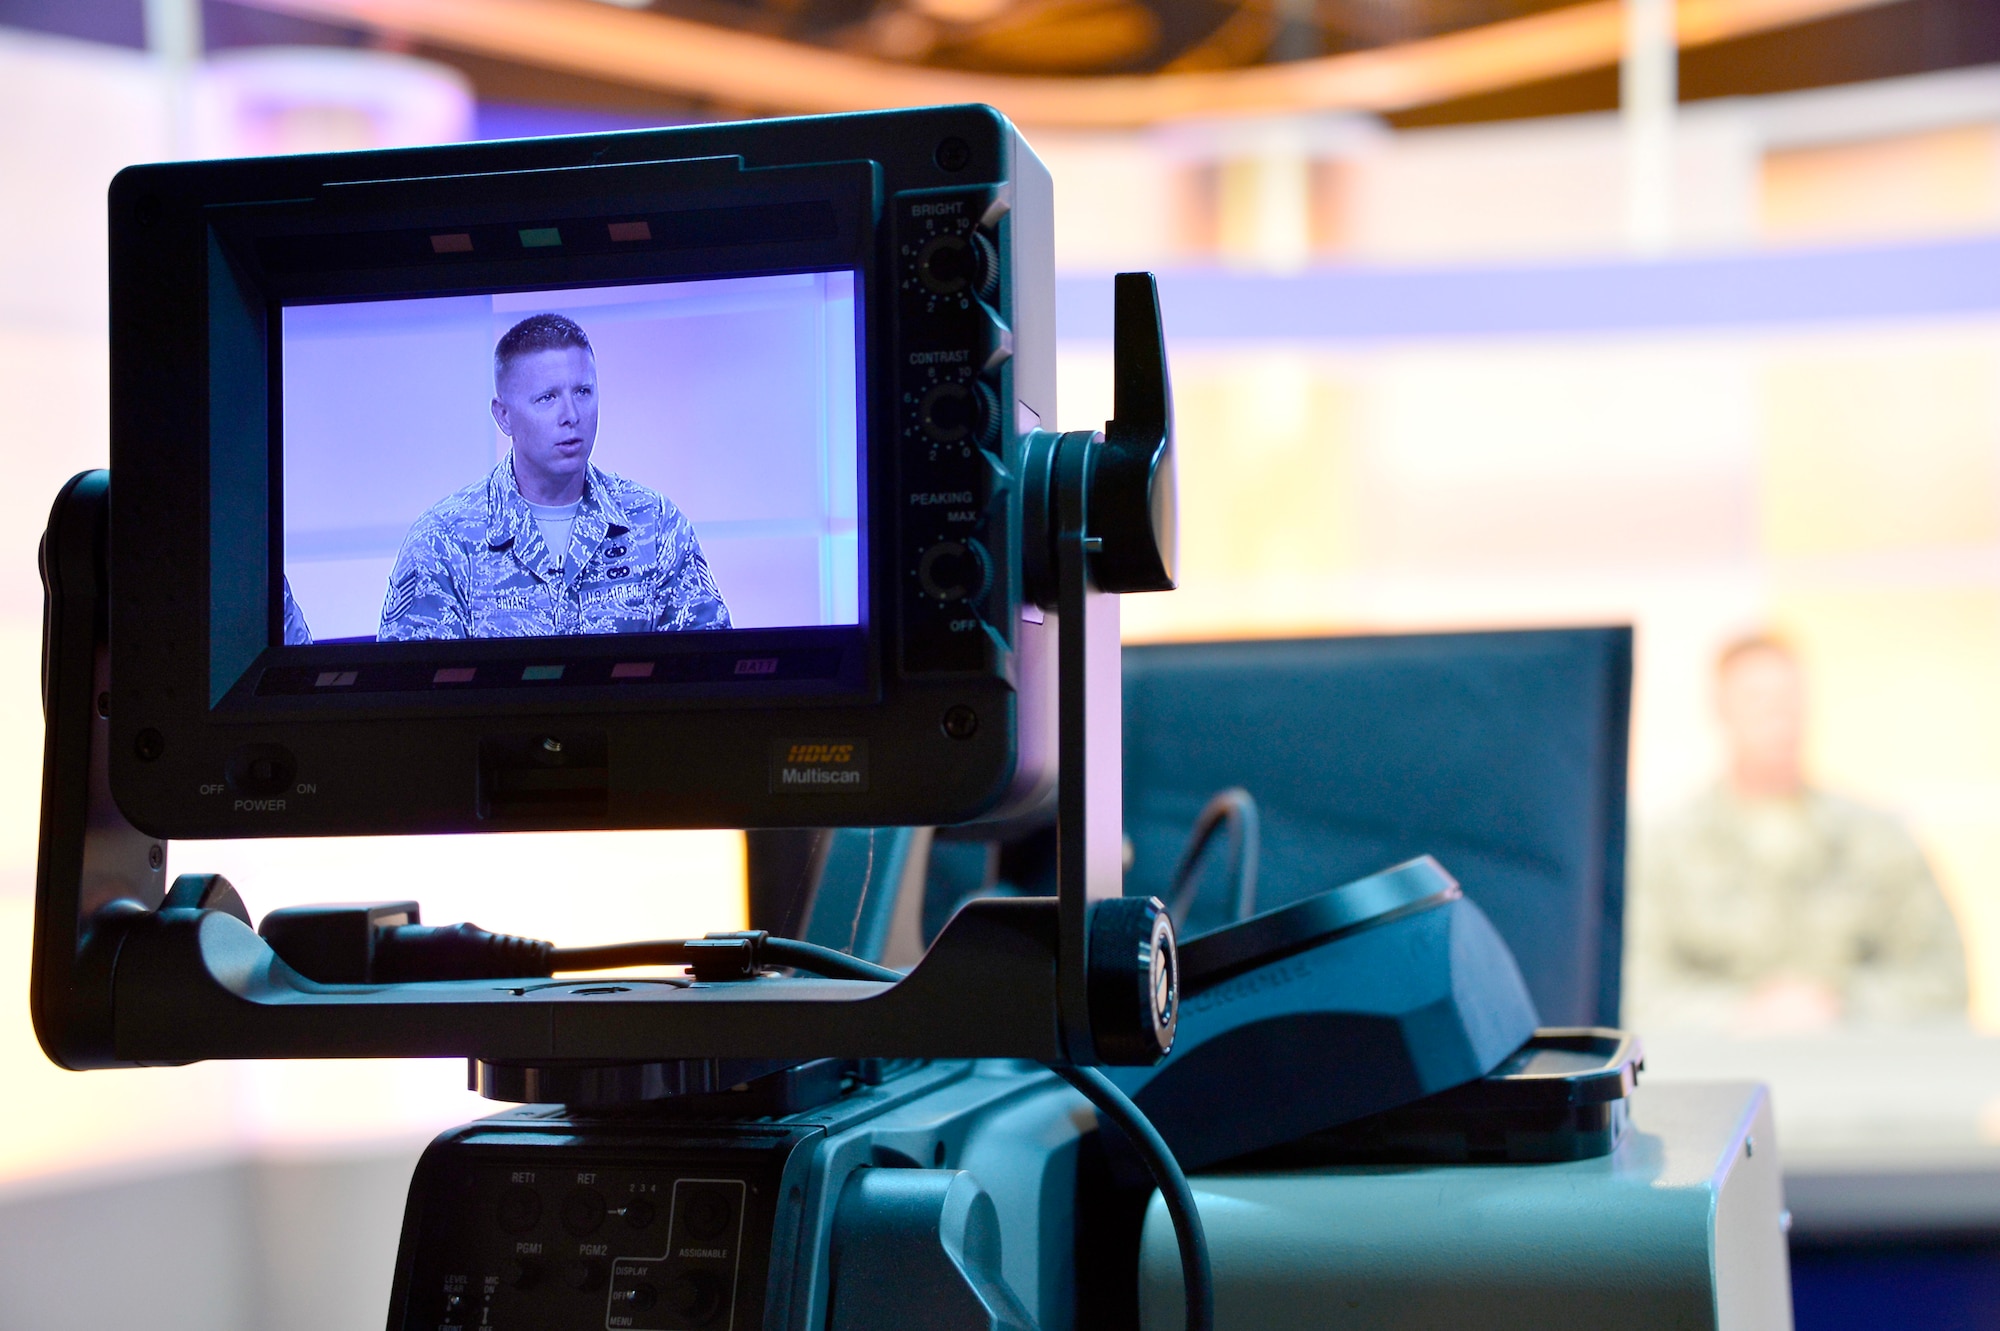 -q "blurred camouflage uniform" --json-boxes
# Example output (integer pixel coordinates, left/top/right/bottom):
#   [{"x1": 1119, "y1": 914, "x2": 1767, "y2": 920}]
[
  {"x1": 281, "y1": 576, "x2": 312, "y2": 645},
  {"x1": 379, "y1": 455, "x2": 731, "y2": 640},
  {"x1": 1626, "y1": 785, "x2": 1967, "y2": 1028}
]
